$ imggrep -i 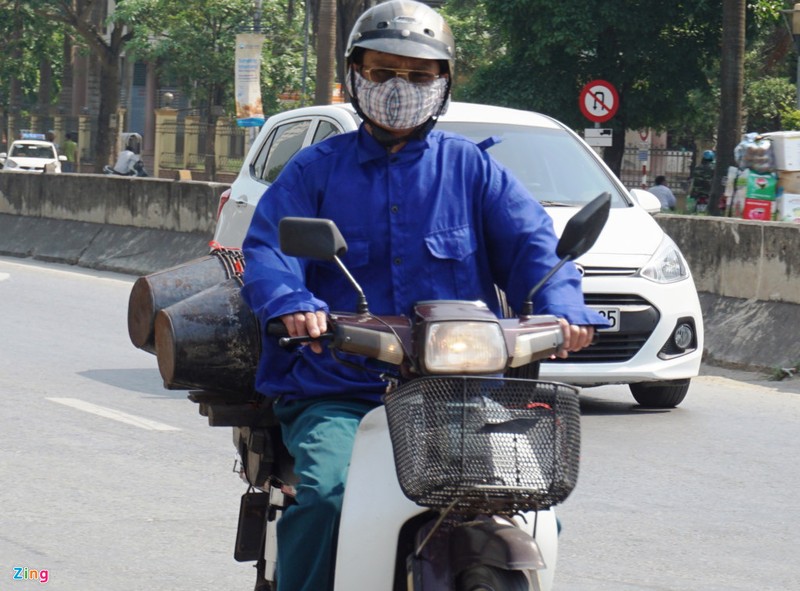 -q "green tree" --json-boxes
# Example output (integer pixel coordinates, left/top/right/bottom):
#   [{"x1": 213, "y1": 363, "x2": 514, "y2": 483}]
[
  {"x1": 14, "y1": 0, "x2": 137, "y2": 170},
  {"x1": 745, "y1": 76, "x2": 796, "y2": 132},
  {"x1": 459, "y1": 1, "x2": 723, "y2": 175},
  {"x1": 118, "y1": 0, "x2": 255, "y2": 179},
  {"x1": 0, "y1": 2, "x2": 64, "y2": 131},
  {"x1": 441, "y1": 0, "x2": 499, "y2": 92}
]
